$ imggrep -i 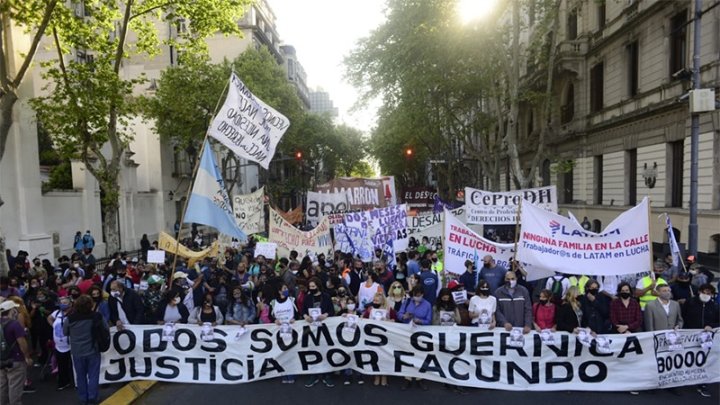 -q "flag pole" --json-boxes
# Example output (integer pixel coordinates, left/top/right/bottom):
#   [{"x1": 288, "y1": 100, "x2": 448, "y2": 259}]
[
  {"x1": 512, "y1": 199, "x2": 522, "y2": 271},
  {"x1": 168, "y1": 78, "x2": 231, "y2": 286},
  {"x1": 648, "y1": 197, "x2": 655, "y2": 281}
]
